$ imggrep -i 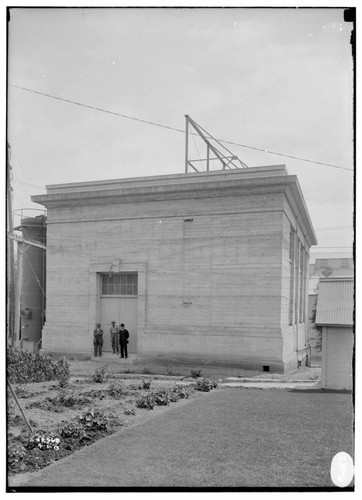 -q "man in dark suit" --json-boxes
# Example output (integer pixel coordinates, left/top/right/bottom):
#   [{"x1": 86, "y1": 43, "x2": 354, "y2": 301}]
[
  {"x1": 119, "y1": 323, "x2": 129, "y2": 359},
  {"x1": 93, "y1": 323, "x2": 104, "y2": 357}
]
